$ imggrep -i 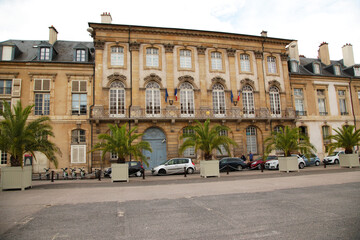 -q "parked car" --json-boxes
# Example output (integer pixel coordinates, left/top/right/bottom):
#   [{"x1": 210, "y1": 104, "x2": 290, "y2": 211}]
[
  {"x1": 323, "y1": 151, "x2": 345, "y2": 164},
  {"x1": 151, "y1": 158, "x2": 195, "y2": 175},
  {"x1": 104, "y1": 161, "x2": 144, "y2": 178},
  {"x1": 265, "y1": 154, "x2": 306, "y2": 170},
  {"x1": 219, "y1": 157, "x2": 247, "y2": 171},
  {"x1": 249, "y1": 155, "x2": 278, "y2": 170},
  {"x1": 301, "y1": 153, "x2": 321, "y2": 166}
]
